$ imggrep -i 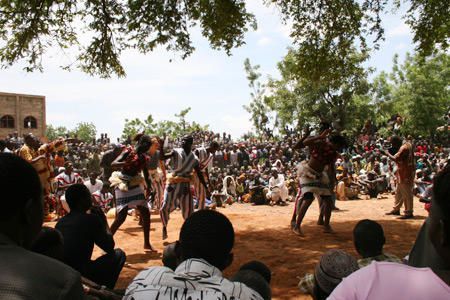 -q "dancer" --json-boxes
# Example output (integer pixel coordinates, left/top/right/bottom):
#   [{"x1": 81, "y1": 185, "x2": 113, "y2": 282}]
[
  {"x1": 160, "y1": 135, "x2": 209, "y2": 240},
  {"x1": 193, "y1": 141, "x2": 219, "y2": 209},
  {"x1": 146, "y1": 136, "x2": 166, "y2": 209},
  {"x1": 109, "y1": 134, "x2": 154, "y2": 250},
  {"x1": 293, "y1": 128, "x2": 346, "y2": 236}
]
